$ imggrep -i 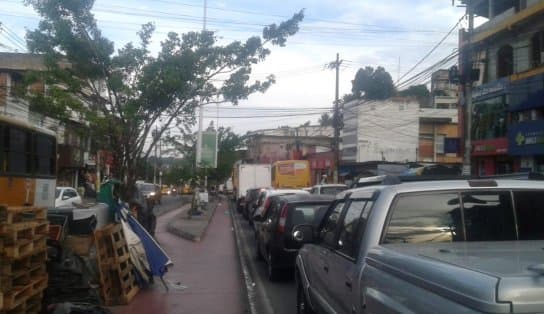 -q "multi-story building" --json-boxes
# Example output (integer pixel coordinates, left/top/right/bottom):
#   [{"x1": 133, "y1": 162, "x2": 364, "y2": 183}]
[
  {"x1": 0, "y1": 52, "x2": 96, "y2": 188},
  {"x1": 340, "y1": 97, "x2": 462, "y2": 166},
  {"x1": 431, "y1": 69, "x2": 459, "y2": 109},
  {"x1": 246, "y1": 125, "x2": 333, "y2": 164},
  {"x1": 459, "y1": 0, "x2": 544, "y2": 175}
]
